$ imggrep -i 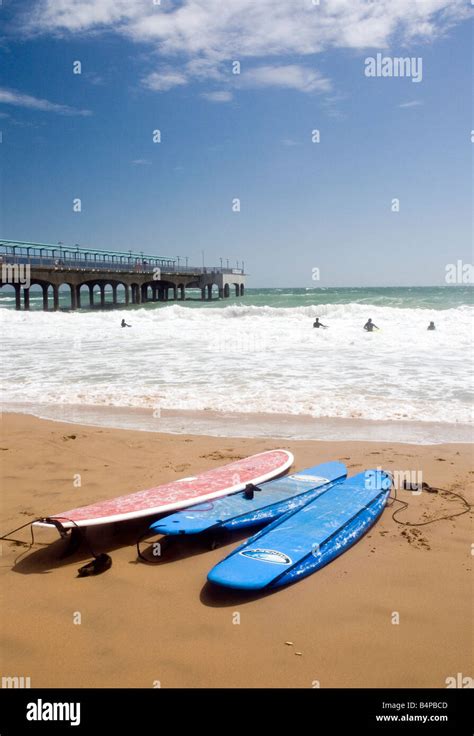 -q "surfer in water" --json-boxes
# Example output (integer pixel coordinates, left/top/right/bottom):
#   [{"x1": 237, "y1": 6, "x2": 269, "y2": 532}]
[
  {"x1": 313, "y1": 317, "x2": 328, "y2": 329},
  {"x1": 363, "y1": 318, "x2": 379, "y2": 332},
  {"x1": 427, "y1": 321, "x2": 436, "y2": 330},
  {"x1": 121, "y1": 318, "x2": 131, "y2": 328}
]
